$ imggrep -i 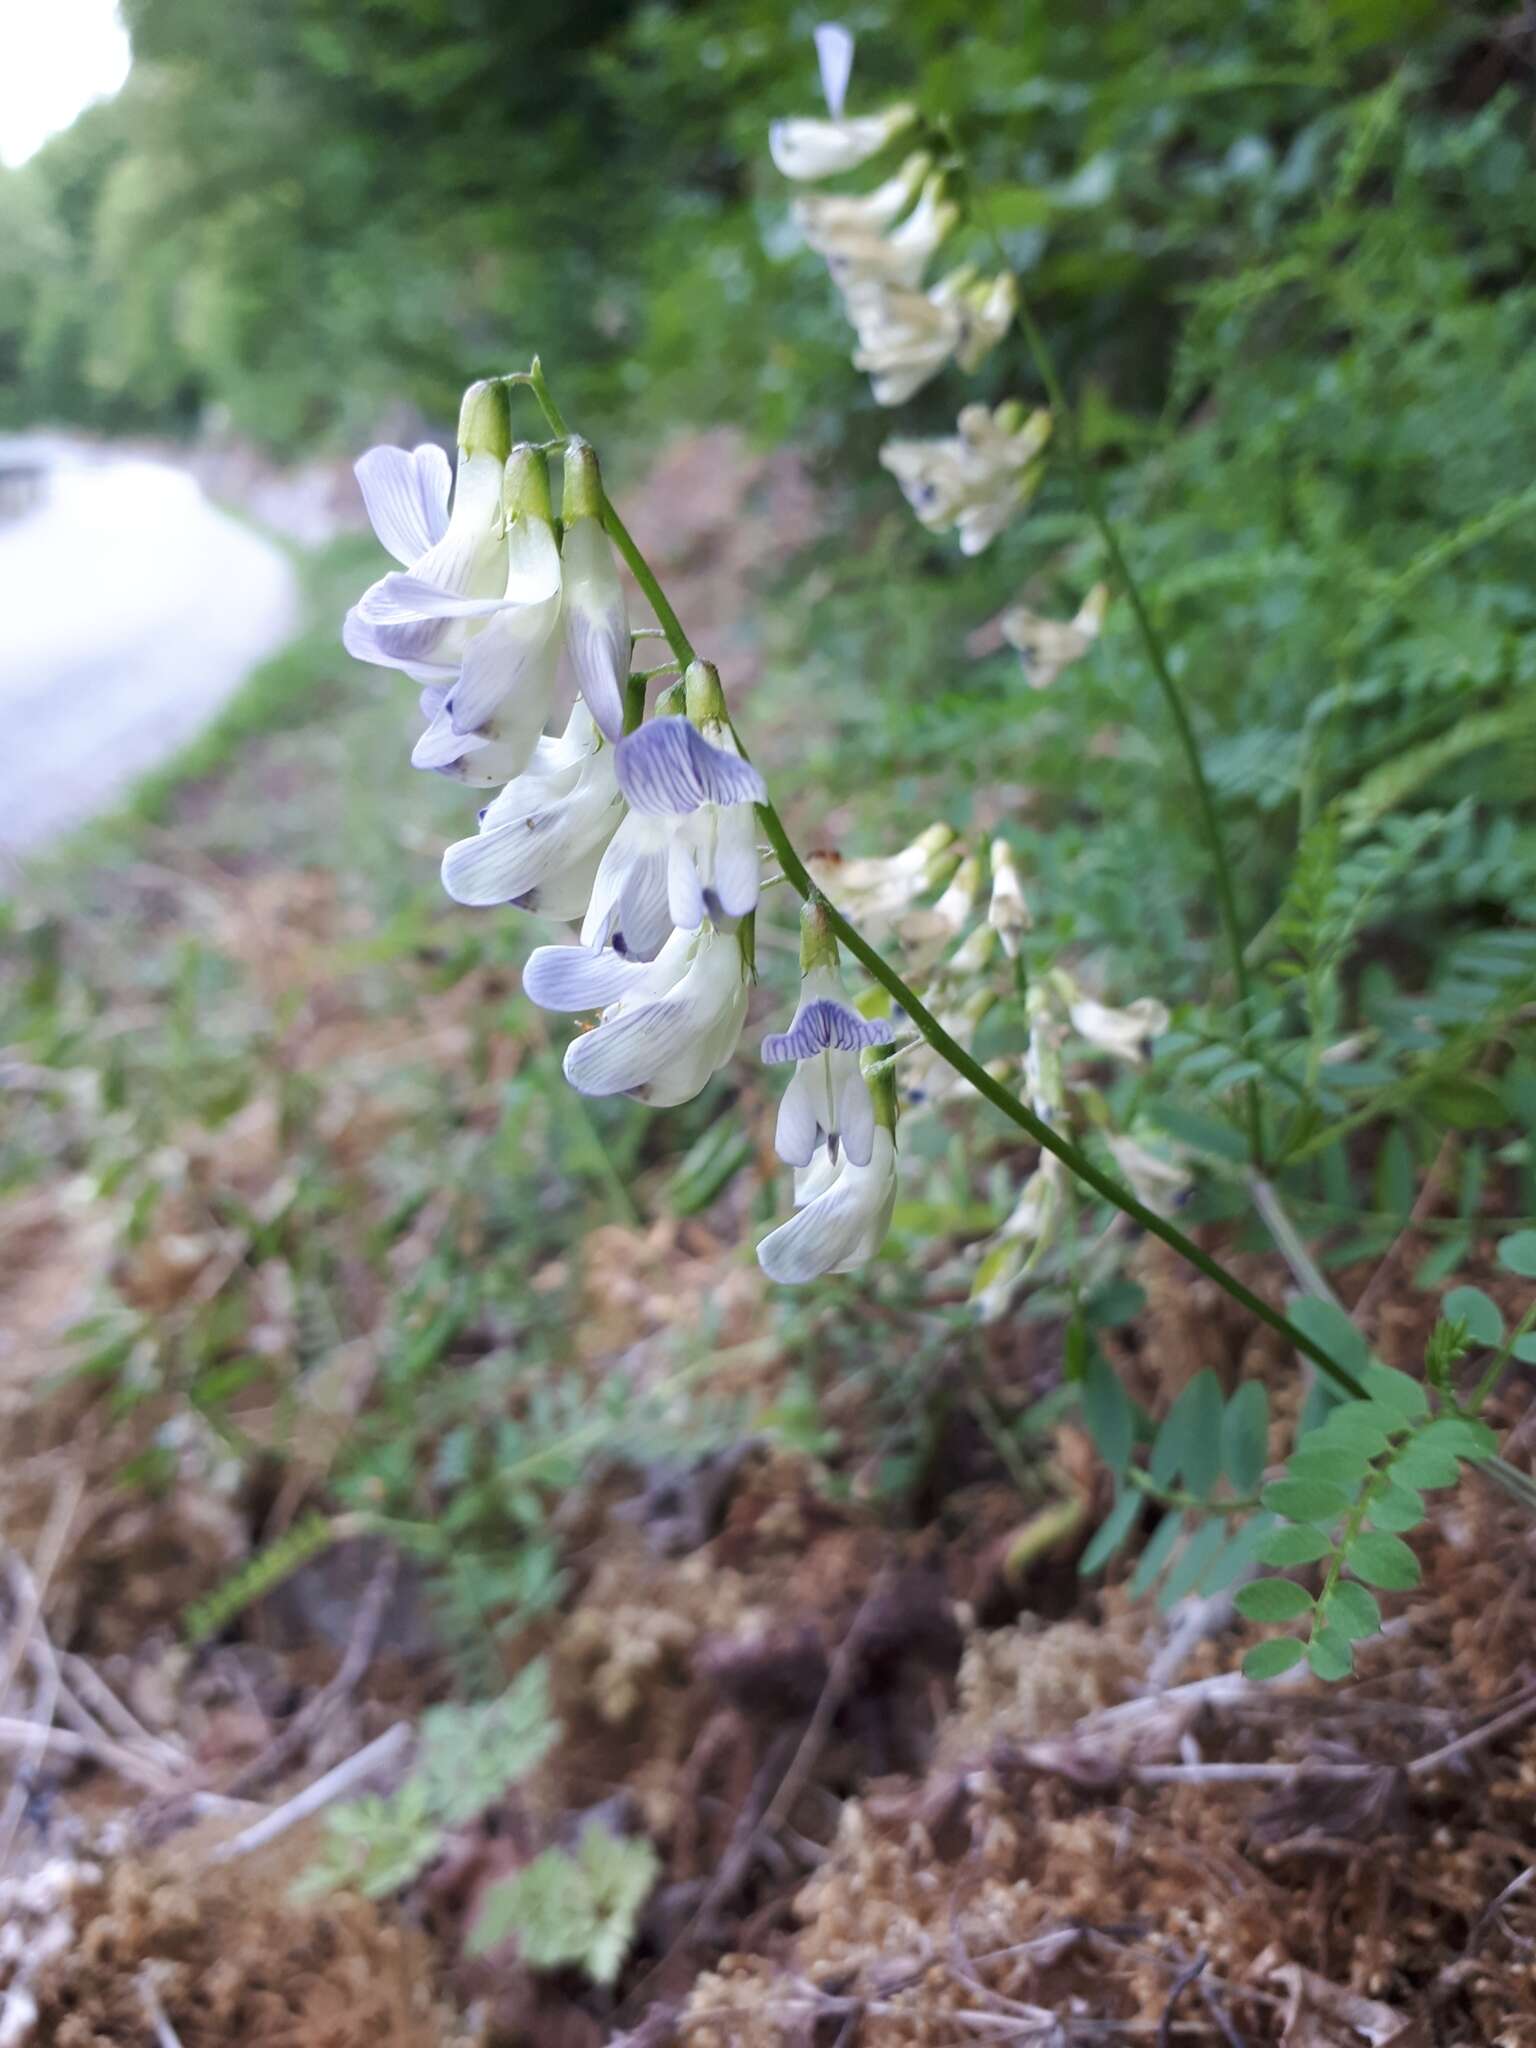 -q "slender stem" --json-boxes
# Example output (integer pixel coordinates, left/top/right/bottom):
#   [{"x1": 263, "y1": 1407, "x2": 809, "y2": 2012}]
[
  {"x1": 1006, "y1": 292, "x2": 1266, "y2": 1170},
  {"x1": 514, "y1": 368, "x2": 1368, "y2": 1403}
]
